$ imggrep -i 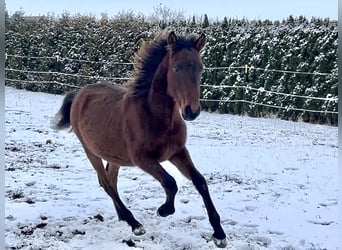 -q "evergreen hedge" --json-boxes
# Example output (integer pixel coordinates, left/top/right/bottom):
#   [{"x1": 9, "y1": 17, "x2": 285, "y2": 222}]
[{"x1": 5, "y1": 11, "x2": 337, "y2": 125}]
